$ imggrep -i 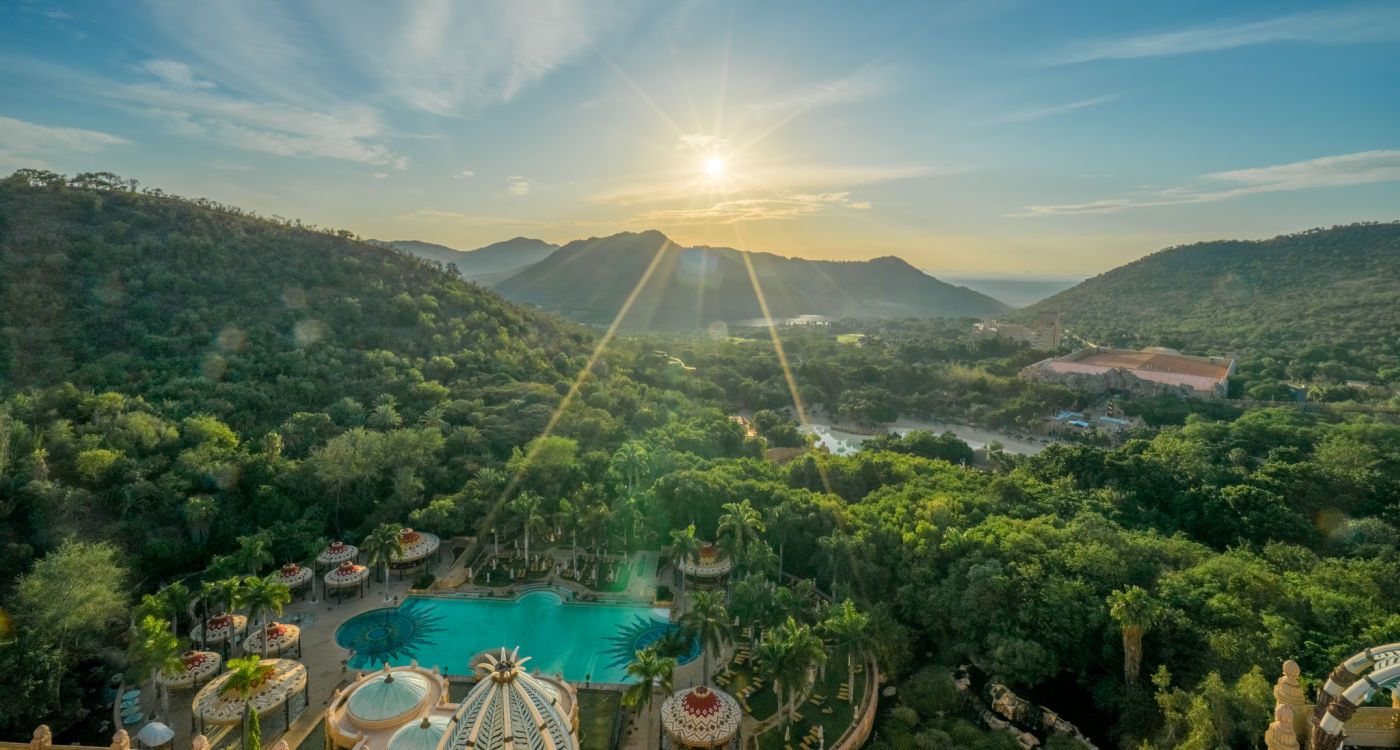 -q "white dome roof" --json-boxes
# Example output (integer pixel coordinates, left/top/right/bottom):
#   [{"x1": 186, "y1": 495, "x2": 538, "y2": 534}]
[
  {"x1": 347, "y1": 670, "x2": 431, "y2": 726},
  {"x1": 445, "y1": 648, "x2": 577, "y2": 750},
  {"x1": 388, "y1": 715, "x2": 450, "y2": 750}
]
